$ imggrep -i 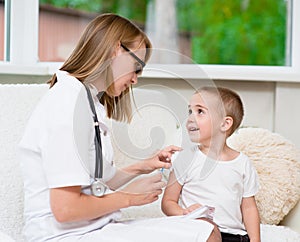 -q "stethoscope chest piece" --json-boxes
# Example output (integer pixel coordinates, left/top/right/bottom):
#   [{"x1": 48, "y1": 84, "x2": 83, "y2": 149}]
[{"x1": 91, "y1": 178, "x2": 107, "y2": 197}]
